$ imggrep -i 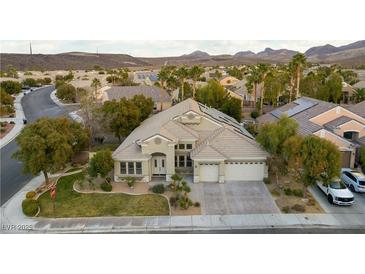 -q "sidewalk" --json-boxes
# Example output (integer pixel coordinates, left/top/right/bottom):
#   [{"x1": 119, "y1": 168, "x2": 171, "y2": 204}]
[
  {"x1": 0, "y1": 92, "x2": 26, "y2": 148},
  {"x1": 1, "y1": 172, "x2": 365, "y2": 233}
]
